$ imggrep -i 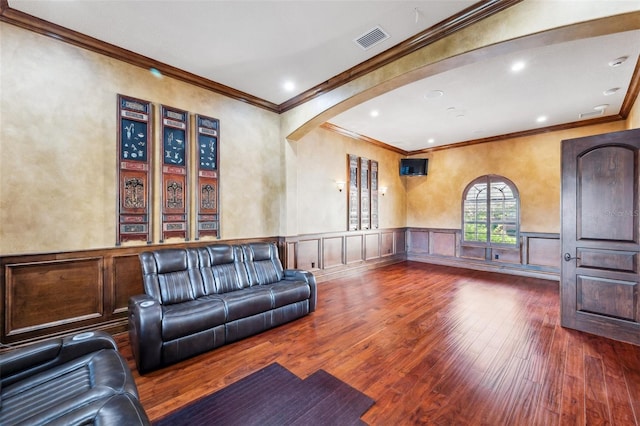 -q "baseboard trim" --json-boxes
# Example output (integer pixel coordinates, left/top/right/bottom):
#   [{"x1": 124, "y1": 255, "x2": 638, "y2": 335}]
[
  {"x1": 407, "y1": 253, "x2": 560, "y2": 282},
  {"x1": 312, "y1": 255, "x2": 407, "y2": 283}
]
